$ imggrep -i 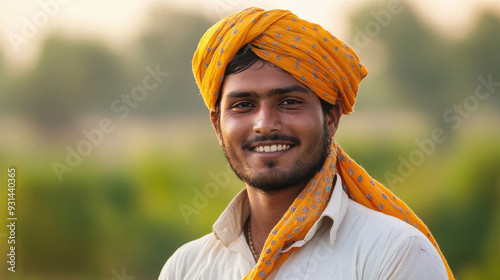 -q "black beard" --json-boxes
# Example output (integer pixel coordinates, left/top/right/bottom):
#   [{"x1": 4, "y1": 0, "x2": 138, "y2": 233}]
[{"x1": 219, "y1": 118, "x2": 330, "y2": 193}]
